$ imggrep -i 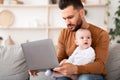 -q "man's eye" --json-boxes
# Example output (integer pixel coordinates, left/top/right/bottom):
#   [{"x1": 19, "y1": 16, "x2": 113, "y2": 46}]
[
  {"x1": 68, "y1": 16, "x2": 72, "y2": 19},
  {"x1": 68, "y1": 15, "x2": 73, "y2": 19}
]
